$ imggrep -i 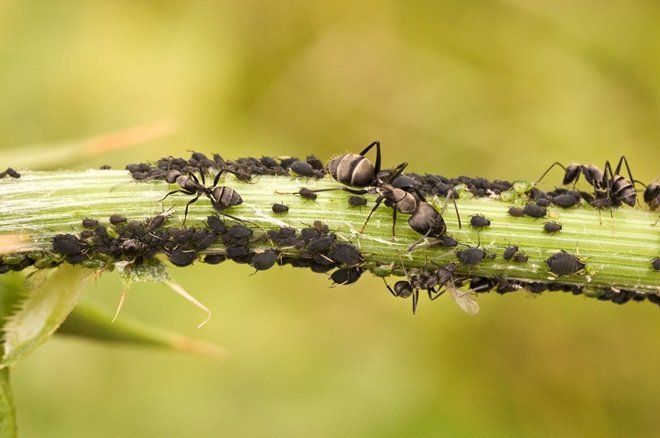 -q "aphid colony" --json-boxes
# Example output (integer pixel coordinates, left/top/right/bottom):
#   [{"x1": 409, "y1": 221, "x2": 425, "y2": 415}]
[{"x1": 3, "y1": 148, "x2": 656, "y2": 316}]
